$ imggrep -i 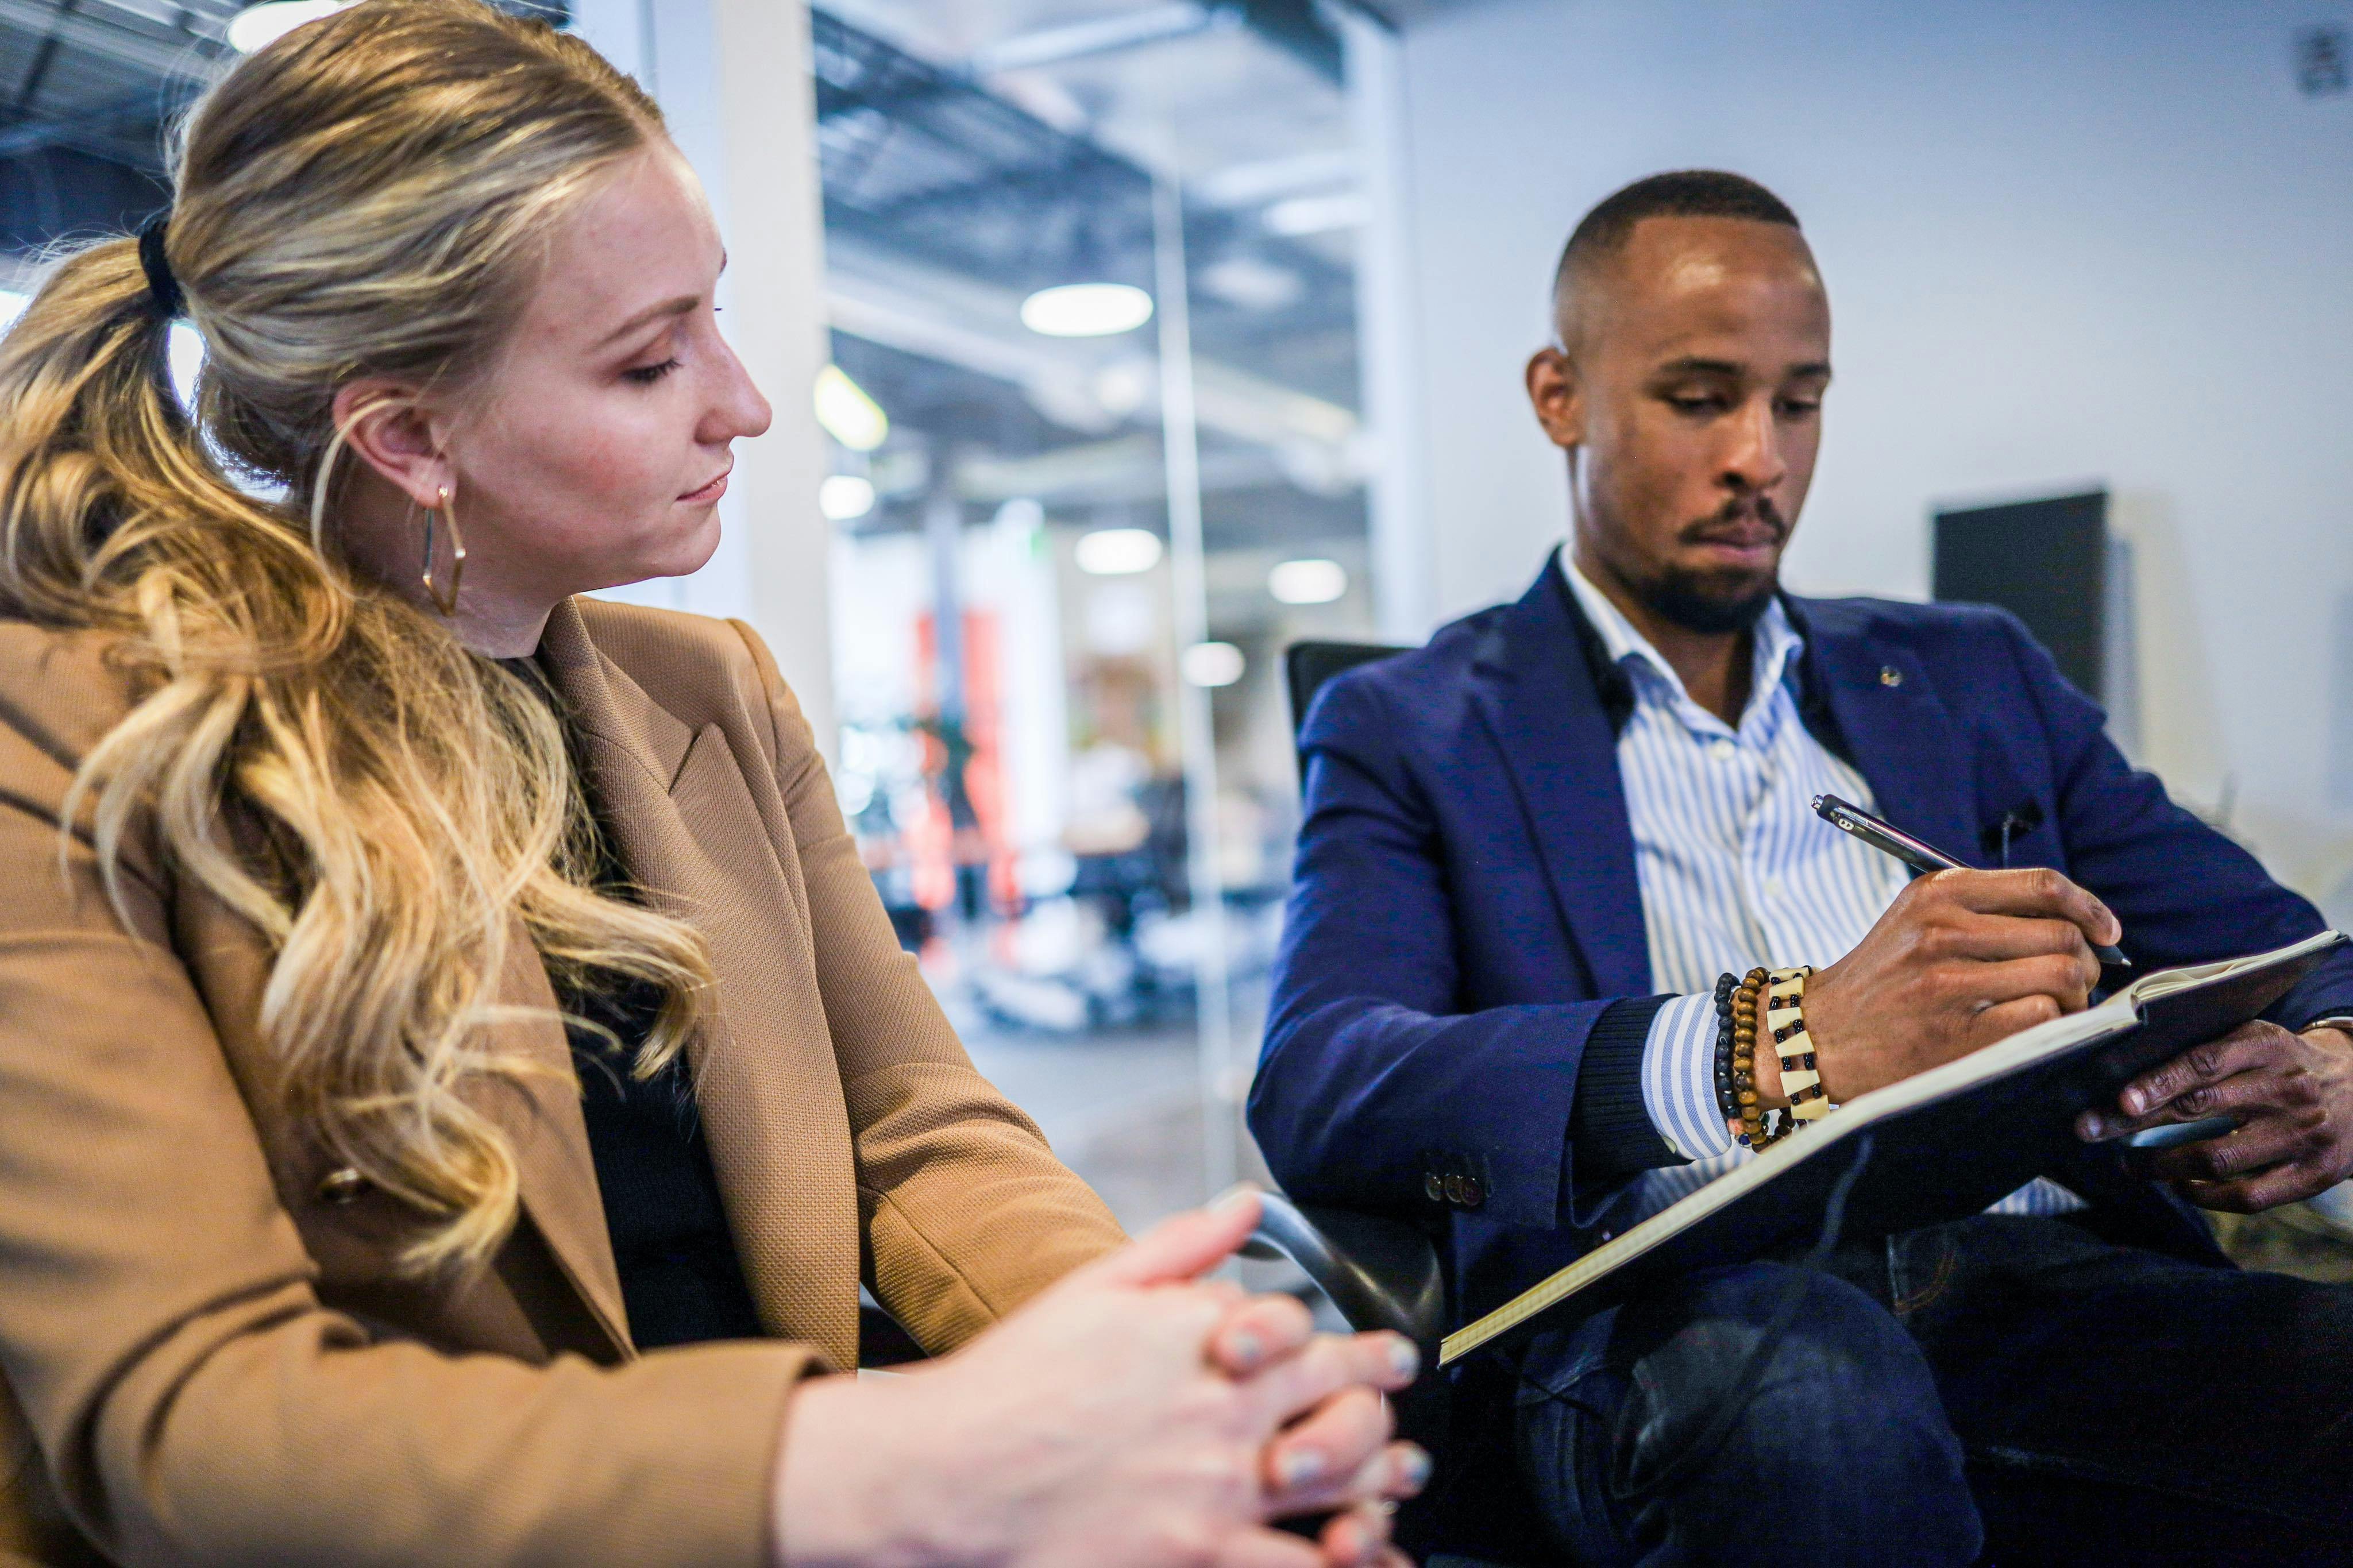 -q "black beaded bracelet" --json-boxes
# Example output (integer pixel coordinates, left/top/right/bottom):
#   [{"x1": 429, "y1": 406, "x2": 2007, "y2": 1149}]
[{"x1": 1712, "y1": 972, "x2": 1741, "y2": 1132}]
